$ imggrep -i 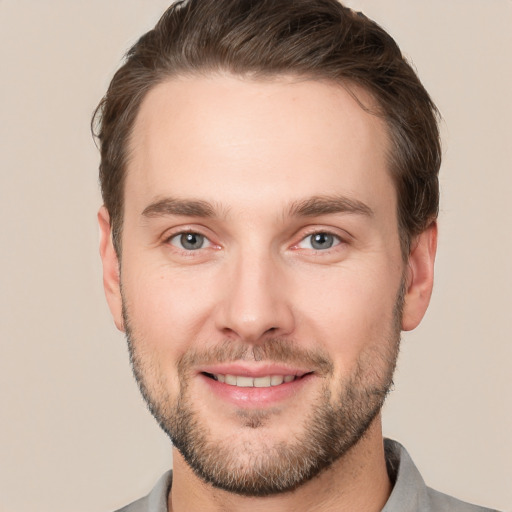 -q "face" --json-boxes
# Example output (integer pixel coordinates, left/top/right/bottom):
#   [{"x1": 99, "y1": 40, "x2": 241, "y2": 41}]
[{"x1": 99, "y1": 75, "x2": 435, "y2": 496}]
